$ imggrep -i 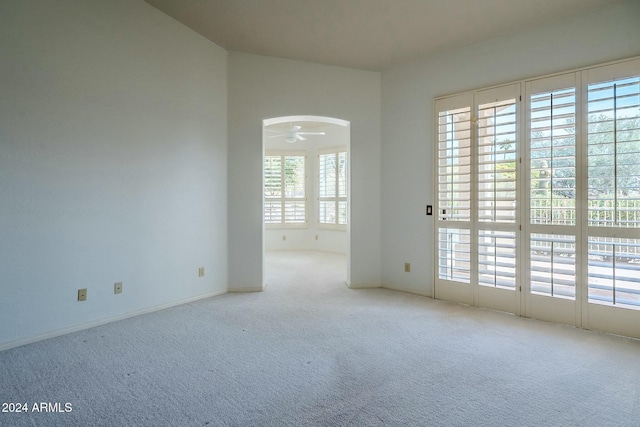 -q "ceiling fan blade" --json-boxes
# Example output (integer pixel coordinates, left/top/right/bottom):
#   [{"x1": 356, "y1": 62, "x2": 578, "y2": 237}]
[
  {"x1": 264, "y1": 129, "x2": 282, "y2": 133},
  {"x1": 297, "y1": 131, "x2": 326, "y2": 136},
  {"x1": 296, "y1": 134, "x2": 307, "y2": 141},
  {"x1": 268, "y1": 134, "x2": 286, "y2": 138}
]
